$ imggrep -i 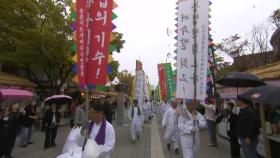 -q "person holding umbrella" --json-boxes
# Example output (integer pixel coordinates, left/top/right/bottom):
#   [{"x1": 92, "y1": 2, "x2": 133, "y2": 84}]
[{"x1": 44, "y1": 103, "x2": 61, "y2": 149}]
